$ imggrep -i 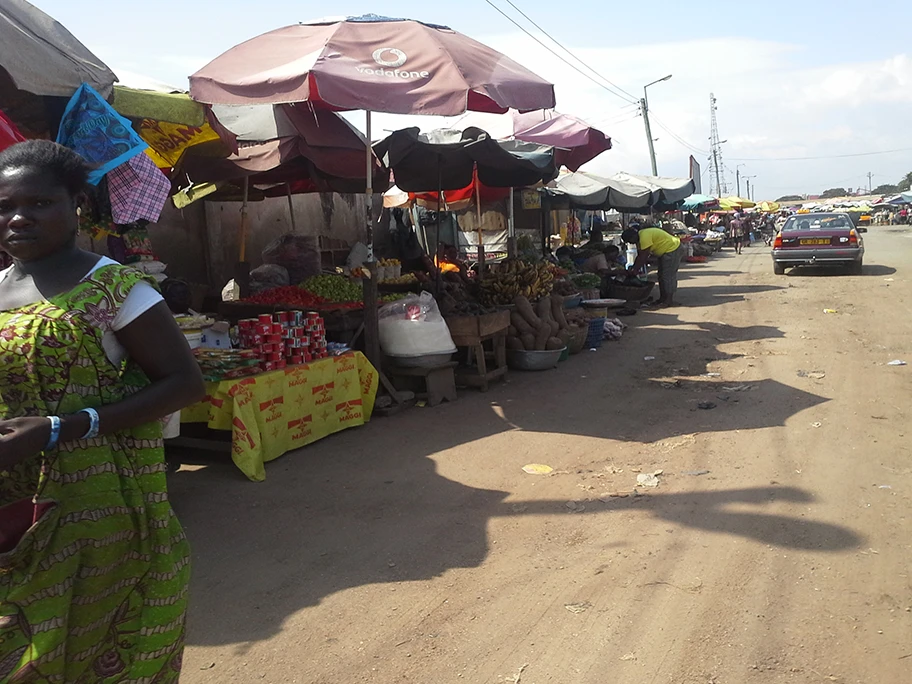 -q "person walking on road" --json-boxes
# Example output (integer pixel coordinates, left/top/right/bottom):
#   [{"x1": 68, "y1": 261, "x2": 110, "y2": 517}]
[
  {"x1": 622, "y1": 225, "x2": 685, "y2": 308},
  {"x1": 730, "y1": 213, "x2": 746, "y2": 254}
]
